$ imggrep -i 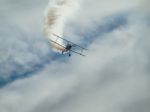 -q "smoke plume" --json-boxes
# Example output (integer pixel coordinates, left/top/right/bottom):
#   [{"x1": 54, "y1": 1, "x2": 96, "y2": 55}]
[{"x1": 43, "y1": 0, "x2": 79, "y2": 52}]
